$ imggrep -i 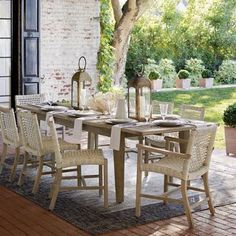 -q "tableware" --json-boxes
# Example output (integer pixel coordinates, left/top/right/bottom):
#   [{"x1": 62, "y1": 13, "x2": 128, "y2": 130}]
[
  {"x1": 152, "y1": 114, "x2": 180, "y2": 120},
  {"x1": 66, "y1": 110, "x2": 101, "y2": 117},
  {"x1": 159, "y1": 103, "x2": 168, "y2": 120},
  {"x1": 41, "y1": 105, "x2": 68, "y2": 111},
  {"x1": 144, "y1": 104, "x2": 152, "y2": 123},
  {"x1": 105, "y1": 118, "x2": 136, "y2": 125},
  {"x1": 115, "y1": 99, "x2": 128, "y2": 119},
  {"x1": 153, "y1": 119, "x2": 186, "y2": 127}
]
